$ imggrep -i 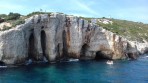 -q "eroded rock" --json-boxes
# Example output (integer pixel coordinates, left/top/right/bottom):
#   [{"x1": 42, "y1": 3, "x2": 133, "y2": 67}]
[{"x1": 0, "y1": 13, "x2": 147, "y2": 64}]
